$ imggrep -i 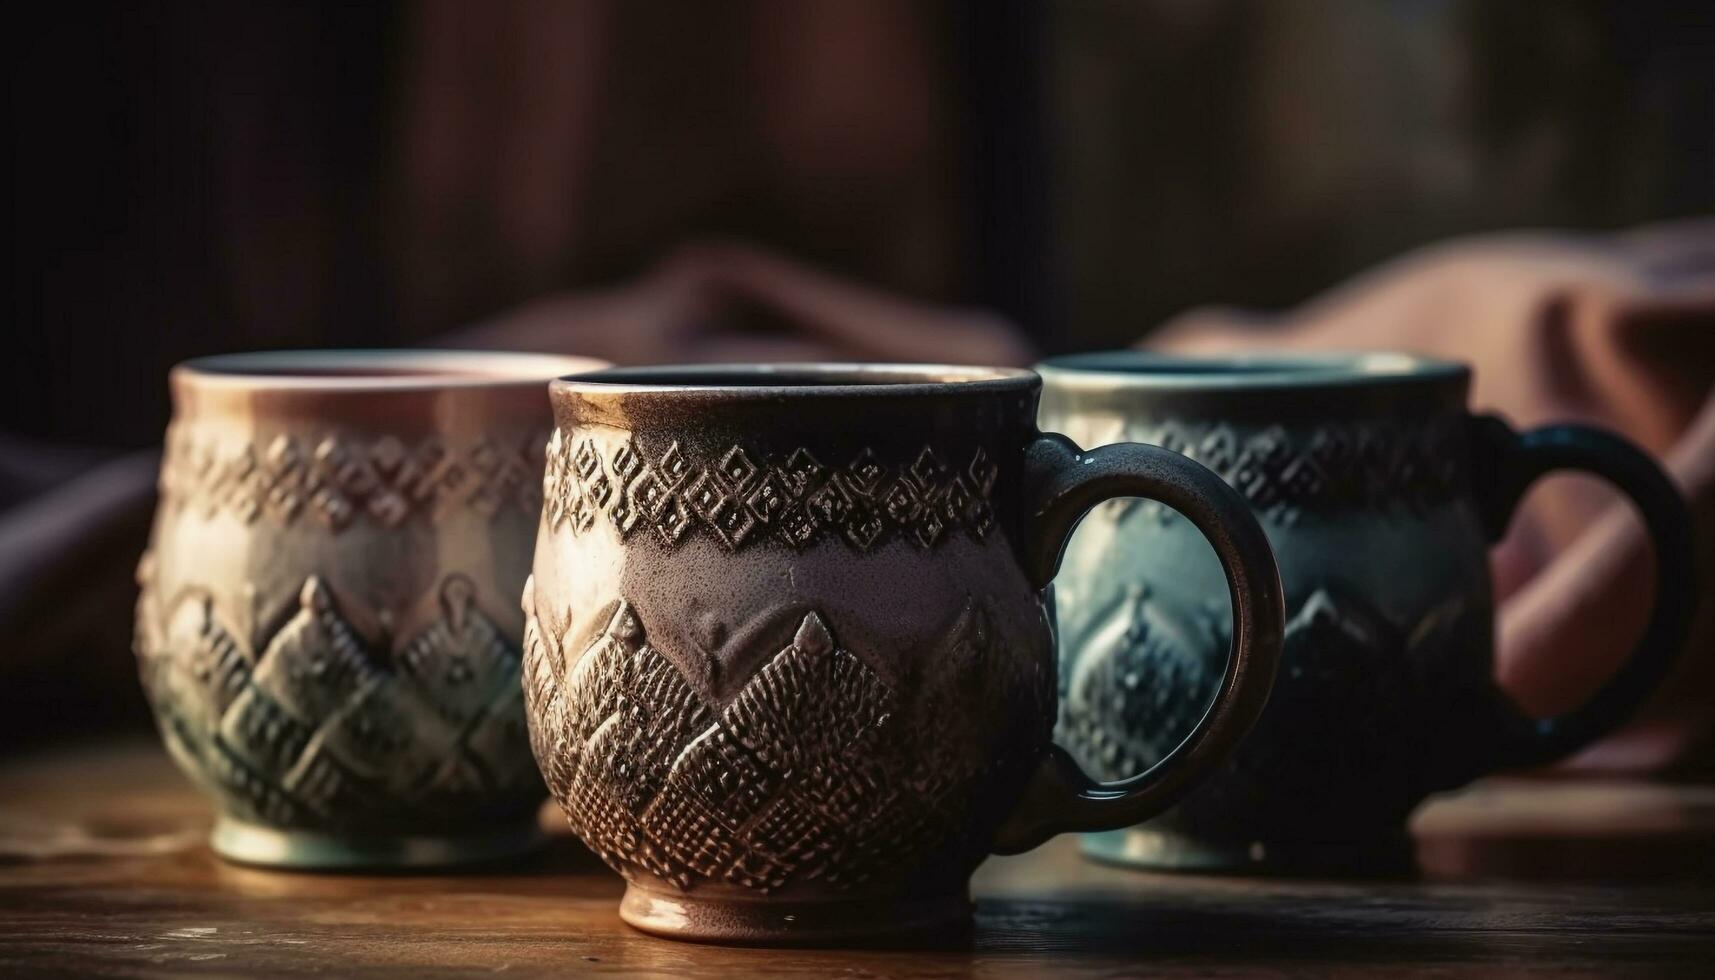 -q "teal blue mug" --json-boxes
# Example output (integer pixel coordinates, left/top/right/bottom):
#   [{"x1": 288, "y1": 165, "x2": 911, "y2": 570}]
[{"x1": 1040, "y1": 351, "x2": 1696, "y2": 873}]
